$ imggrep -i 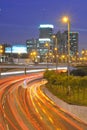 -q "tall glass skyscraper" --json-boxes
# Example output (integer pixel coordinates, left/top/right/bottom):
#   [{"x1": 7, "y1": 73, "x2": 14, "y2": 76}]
[
  {"x1": 38, "y1": 24, "x2": 54, "y2": 61},
  {"x1": 39, "y1": 24, "x2": 54, "y2": 38},
  {"x1": 56, "y1": 31, "x2": 78, "y2": 56},
  {"x1": 70, "y1": 32, "x2": 78, "y2": 56}
]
